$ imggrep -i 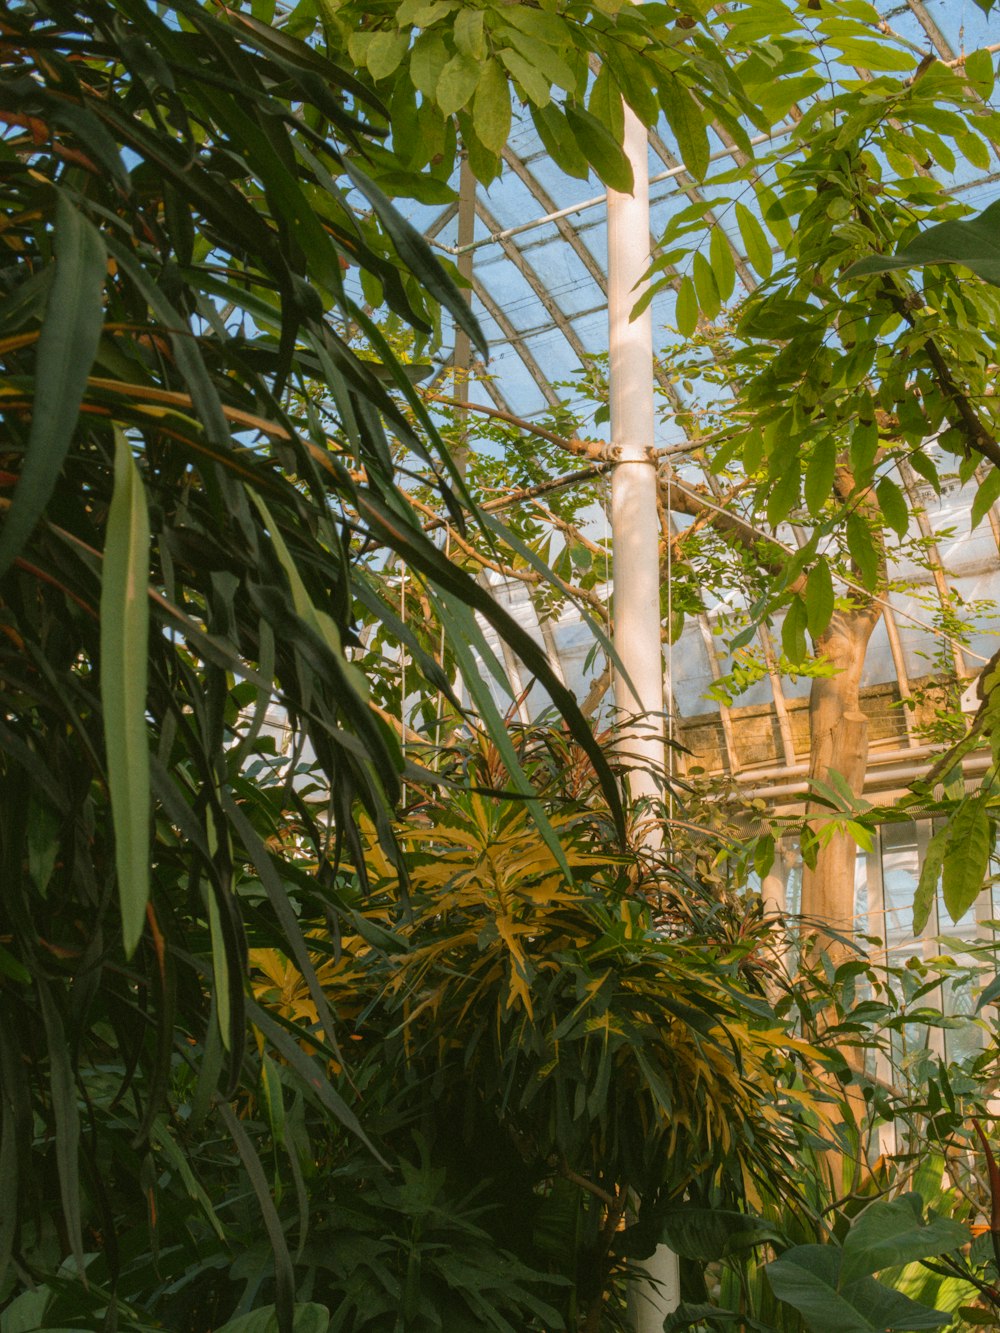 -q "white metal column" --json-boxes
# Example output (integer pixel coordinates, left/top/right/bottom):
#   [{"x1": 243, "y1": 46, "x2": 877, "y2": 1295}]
[
  {"x1": 607, "y1": 105, "x2": 680, "y2": 1328},
  {"x1": 609, "y1": 110, "x2": 665, "y2": 805}
]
